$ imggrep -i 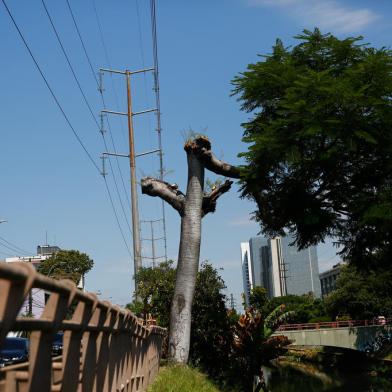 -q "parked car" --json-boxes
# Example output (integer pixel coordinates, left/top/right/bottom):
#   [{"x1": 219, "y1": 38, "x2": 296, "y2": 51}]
[
  {"x1": 377, "y1": 316, "x2": 386, "y2": 326},
  {"x1": 52, "y1": 333, "x2": 64, "y2": 356},
  {"x1": 0, "y1": 337, "x2": 29, "y2": 367}
]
